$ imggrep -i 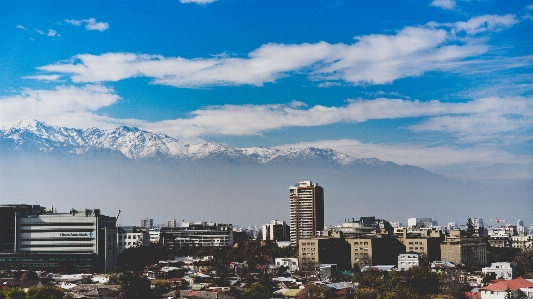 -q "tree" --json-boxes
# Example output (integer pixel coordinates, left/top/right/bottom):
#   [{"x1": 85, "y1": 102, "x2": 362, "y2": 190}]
[
  {"x1": 119, "y1": 272, "x2": 154, "y2": 299},
  {"x1": 513, "y1": 246, "x2": 533, "y2": 278},
  {"x1": 2, "y1": 288, "x2": 25, "y2": 299},
  {"x1": 295, "y1": 283, "x2": 325, "y2": 299},
  {"x1": 26, "y1": 285, "x2": 65, "y2": 299},
  {"x1": 152, "y1": 280, "x2": 173, "y2": 297},
  {"x1": 353, "y1": 287, "x2": 380, "y2": 299},
  {"x1": 504, "y1": 286, "x2": 513, "y2": 299},
  {"x1": 466, "y1": 218, "x2": 475, "y2": 237},
  {"x1": 241, "y1": 282, "x2": 269, "y2": 299}
]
